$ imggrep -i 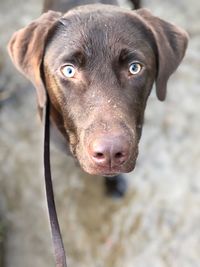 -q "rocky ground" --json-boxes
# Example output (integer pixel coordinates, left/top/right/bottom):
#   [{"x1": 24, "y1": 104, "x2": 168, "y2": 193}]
[{"x1": 0, "y1": 0, "x2": 200, "y2": 267}]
